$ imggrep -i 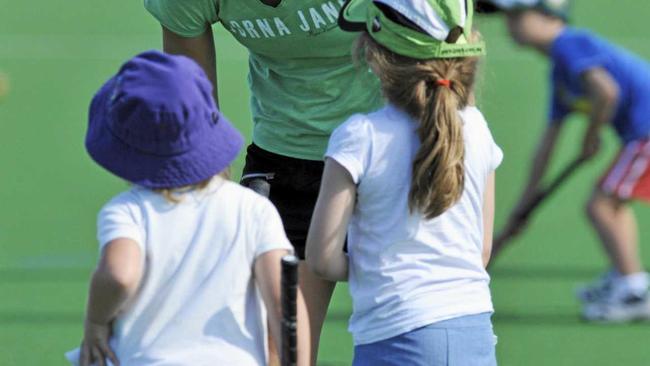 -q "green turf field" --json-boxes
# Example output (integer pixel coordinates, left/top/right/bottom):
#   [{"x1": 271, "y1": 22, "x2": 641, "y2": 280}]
[{"x1": 2, "y1": 1, "x2": 650, "y2": 365}]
